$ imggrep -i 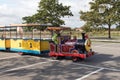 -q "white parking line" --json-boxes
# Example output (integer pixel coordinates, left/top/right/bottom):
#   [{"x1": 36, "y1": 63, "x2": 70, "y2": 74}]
[
  {"x1": 93, "y1": 44, "x2": 108, "y2": 48},
  {"x1": 0, "y1": 59, "x2": 57, "y2": 74},
  {"x1": 93, "y1": 45, "x2": 119, "y2": 49},
  {"x1": 72, "y1": 62, "x2": 102, "y2": 69},
  {"x1": 46, "y1": 59, "x2": 120, "y2": 72},
  {"x1": 72, "y1": 62, "x2": 120, "y2": 72},
  {"x1": 0, "y1": 55, "x2": 48, "y2": 60},
  {"x1": 76, "y1": 68, "x2": 104, "y2": 80},
  {"x1": 94, "y1": 46, "x2": 119, "y2": 49},
  {"x1": 0, "y1": 56, "x2": 21, "y2": 60}
]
